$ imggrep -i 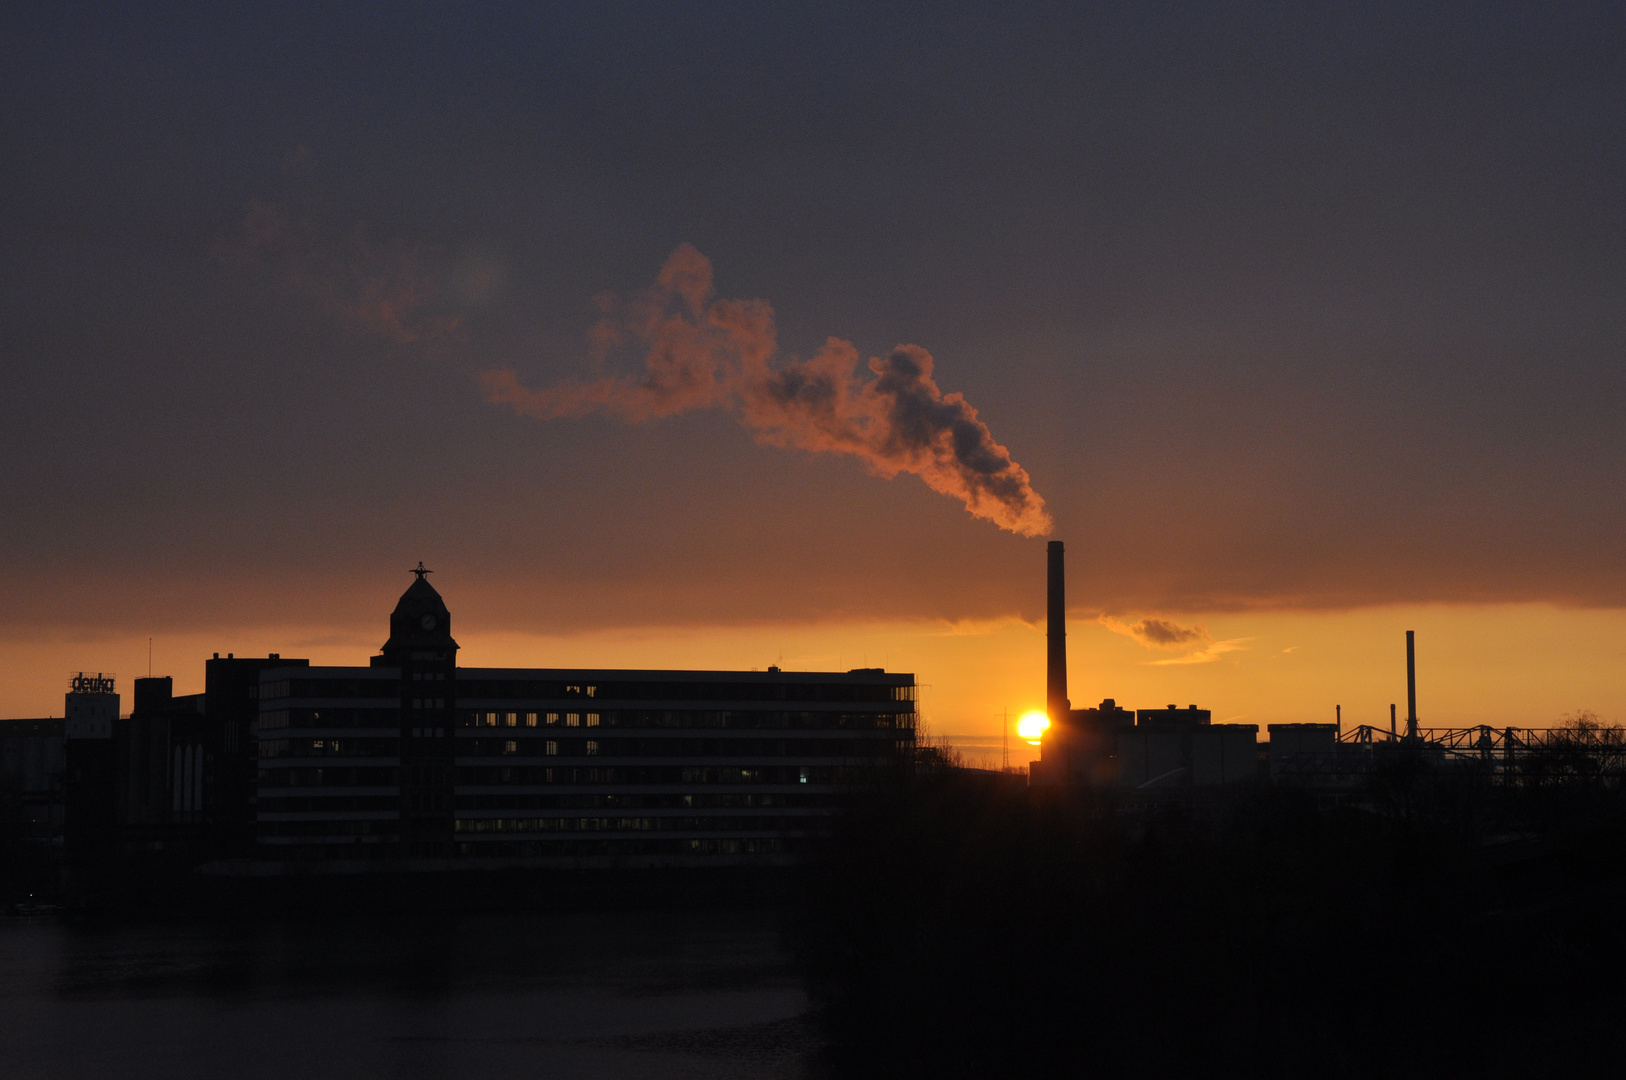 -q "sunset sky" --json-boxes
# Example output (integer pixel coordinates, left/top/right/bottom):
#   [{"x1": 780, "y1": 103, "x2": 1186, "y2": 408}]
[{"x1": 4, "y1": 4, "x2": 1624, "y2": 763}]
